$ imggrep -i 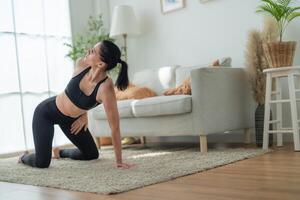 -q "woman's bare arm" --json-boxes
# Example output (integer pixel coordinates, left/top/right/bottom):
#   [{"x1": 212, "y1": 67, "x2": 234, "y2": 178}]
[{"x1": 99, "y1": 80, "x2": 123, "y2": 164}]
